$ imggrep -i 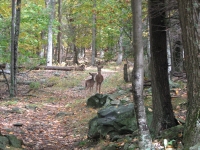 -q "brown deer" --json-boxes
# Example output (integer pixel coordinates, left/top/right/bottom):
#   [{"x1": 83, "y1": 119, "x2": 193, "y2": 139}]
[
  {"x1": 85, "y1": 72, "x2": 97, "y2": 92},
  {"x1": 95, "y1": 65, "x2": 104, "y2": 93}
]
